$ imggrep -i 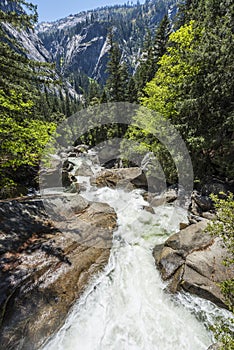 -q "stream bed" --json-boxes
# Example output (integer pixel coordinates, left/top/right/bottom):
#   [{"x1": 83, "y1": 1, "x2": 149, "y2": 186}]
[{"x1": 41, "y1": 153, "x2": 231, "y2": 350}]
